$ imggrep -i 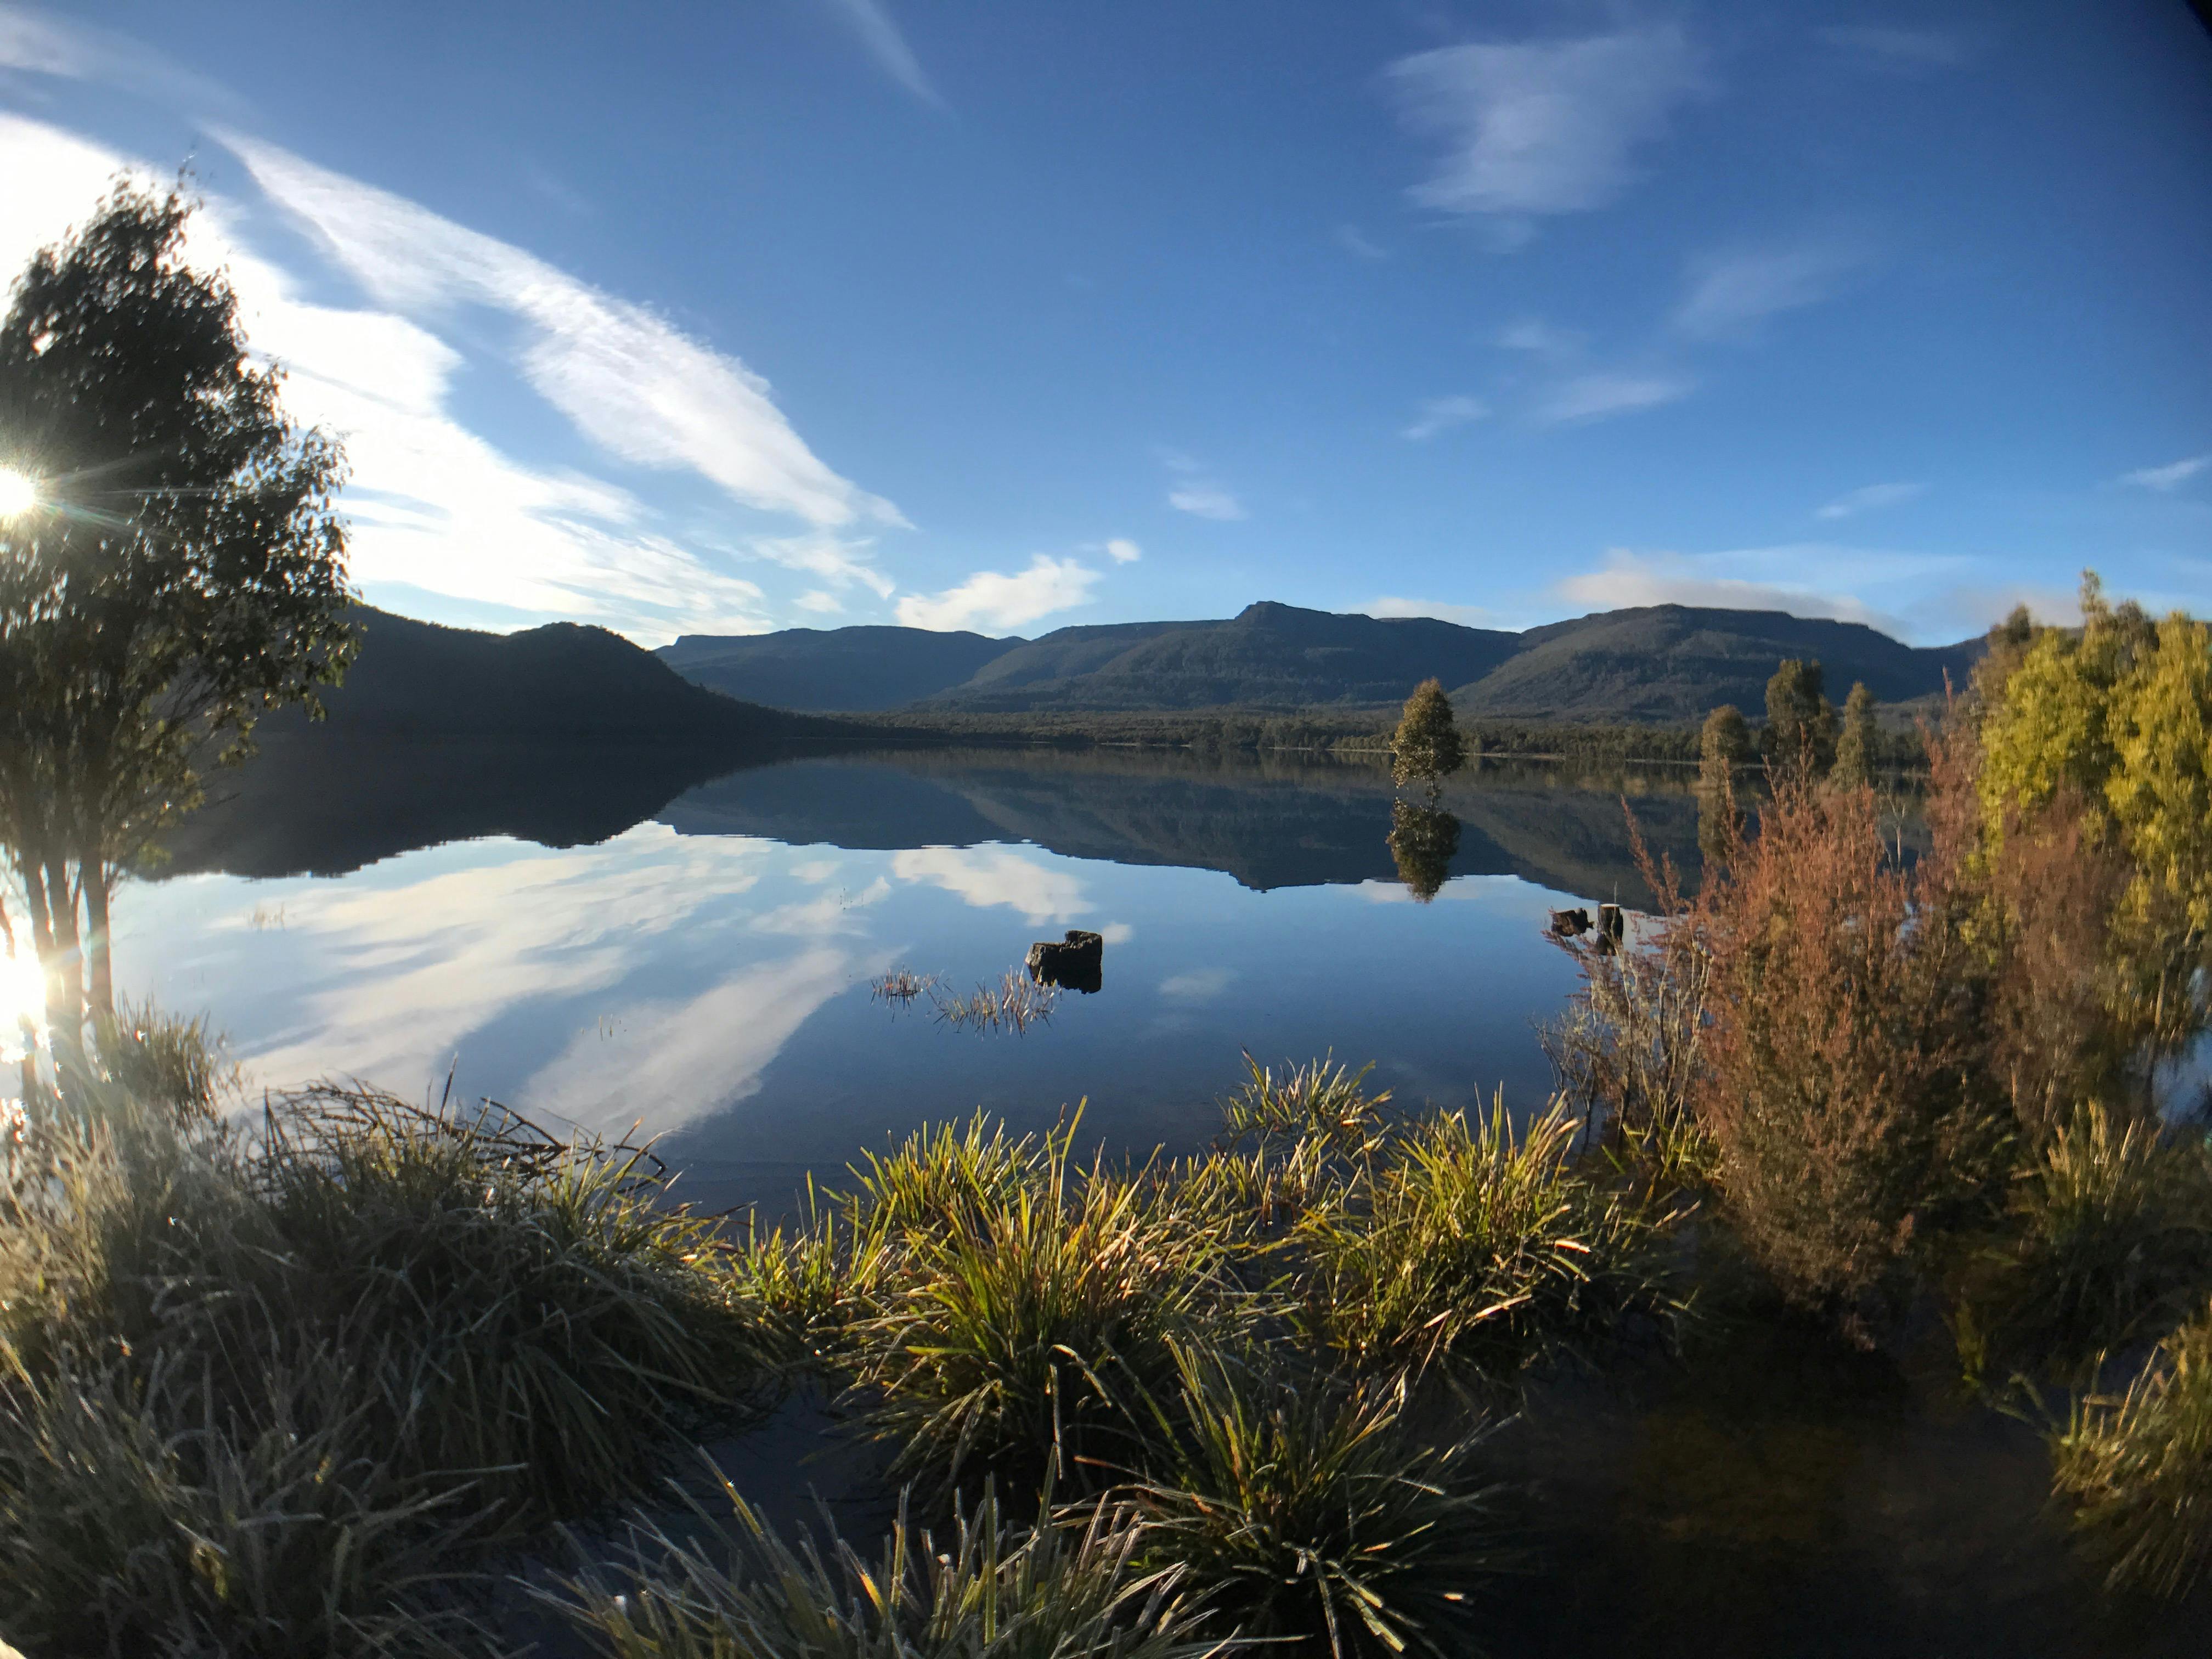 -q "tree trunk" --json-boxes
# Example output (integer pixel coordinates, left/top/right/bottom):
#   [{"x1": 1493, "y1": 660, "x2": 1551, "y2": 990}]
[
  {"x1": 41, "y1": 851, "x2": 84, "y2": 1074},
  {"x1": 81, "y1": 851, "x2": 114, "y2": 1024}
]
